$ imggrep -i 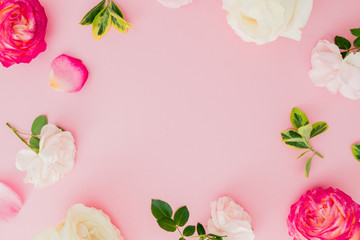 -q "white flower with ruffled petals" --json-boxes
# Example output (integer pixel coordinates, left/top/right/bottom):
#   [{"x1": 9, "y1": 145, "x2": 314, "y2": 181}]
[
  {"x1": 208, "y1": 196, "x2": 255, "y2": 240},
  {"x1": 16, "y1": 124, "x2": 76, "y2": 188}
]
